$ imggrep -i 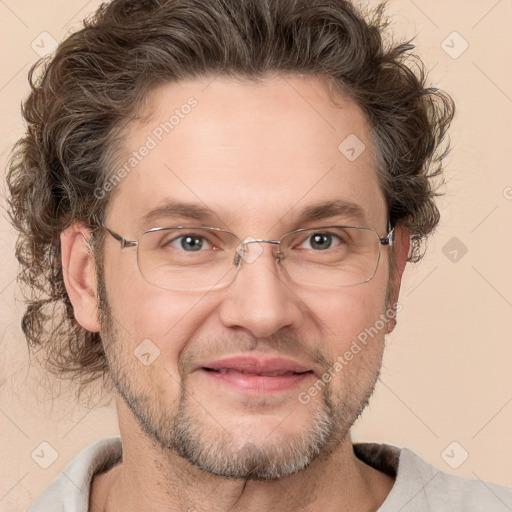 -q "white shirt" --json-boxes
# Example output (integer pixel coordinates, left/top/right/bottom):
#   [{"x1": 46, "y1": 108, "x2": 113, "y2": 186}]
[{"x1": 27, "y1": 437, "x2": 512, "y2": 511}]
